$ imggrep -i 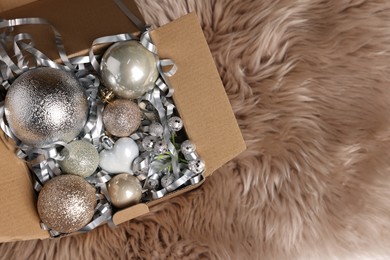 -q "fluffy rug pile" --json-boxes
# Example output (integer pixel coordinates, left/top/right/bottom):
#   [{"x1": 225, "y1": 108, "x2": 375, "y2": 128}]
[{"x1": 1, "y1": 0, "x2": 390, "y2": 259}]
